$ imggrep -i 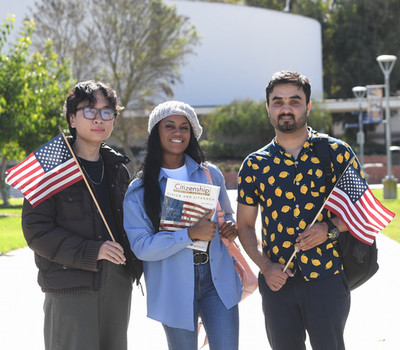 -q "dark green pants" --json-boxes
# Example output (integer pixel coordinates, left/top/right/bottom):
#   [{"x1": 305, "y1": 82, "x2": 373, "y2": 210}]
[{"x1": 43, "y1": 262, "x2": 132, "y2": 350}]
